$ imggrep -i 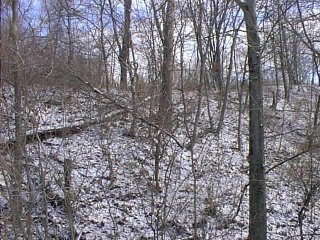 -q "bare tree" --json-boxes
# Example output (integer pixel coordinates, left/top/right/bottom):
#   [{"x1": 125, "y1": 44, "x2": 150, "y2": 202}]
[
  {"x1": 235, "y1": 0, "x2": 267, "y2": 239},
  {"x1": 159, "y1": 0, "x2": 174, "y2": 128},
  {"x1": 10, "y1": 0, "x2": 25, "y2": 237},
  {"x1": 108, "y1": 0, "x2": 132, "y2": 90},
  {"x1": 216, "y1": 8, "x2": 241, "y2": 134},
  {"x1": 119, "y1": 0, "x2": 132, "y2": 90},
  {"x1": 63, "y1": 0, "x2": 74, "y2": 65},
  {"x1": 186, "y1": 1, "x2": 206, "y2": 237},
  {"x1": 207, "y1": 0, "x2": 231, "y2": 91},
  {"x1": 97, "y1": 0, "x2": 111, "y2": 90}
]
